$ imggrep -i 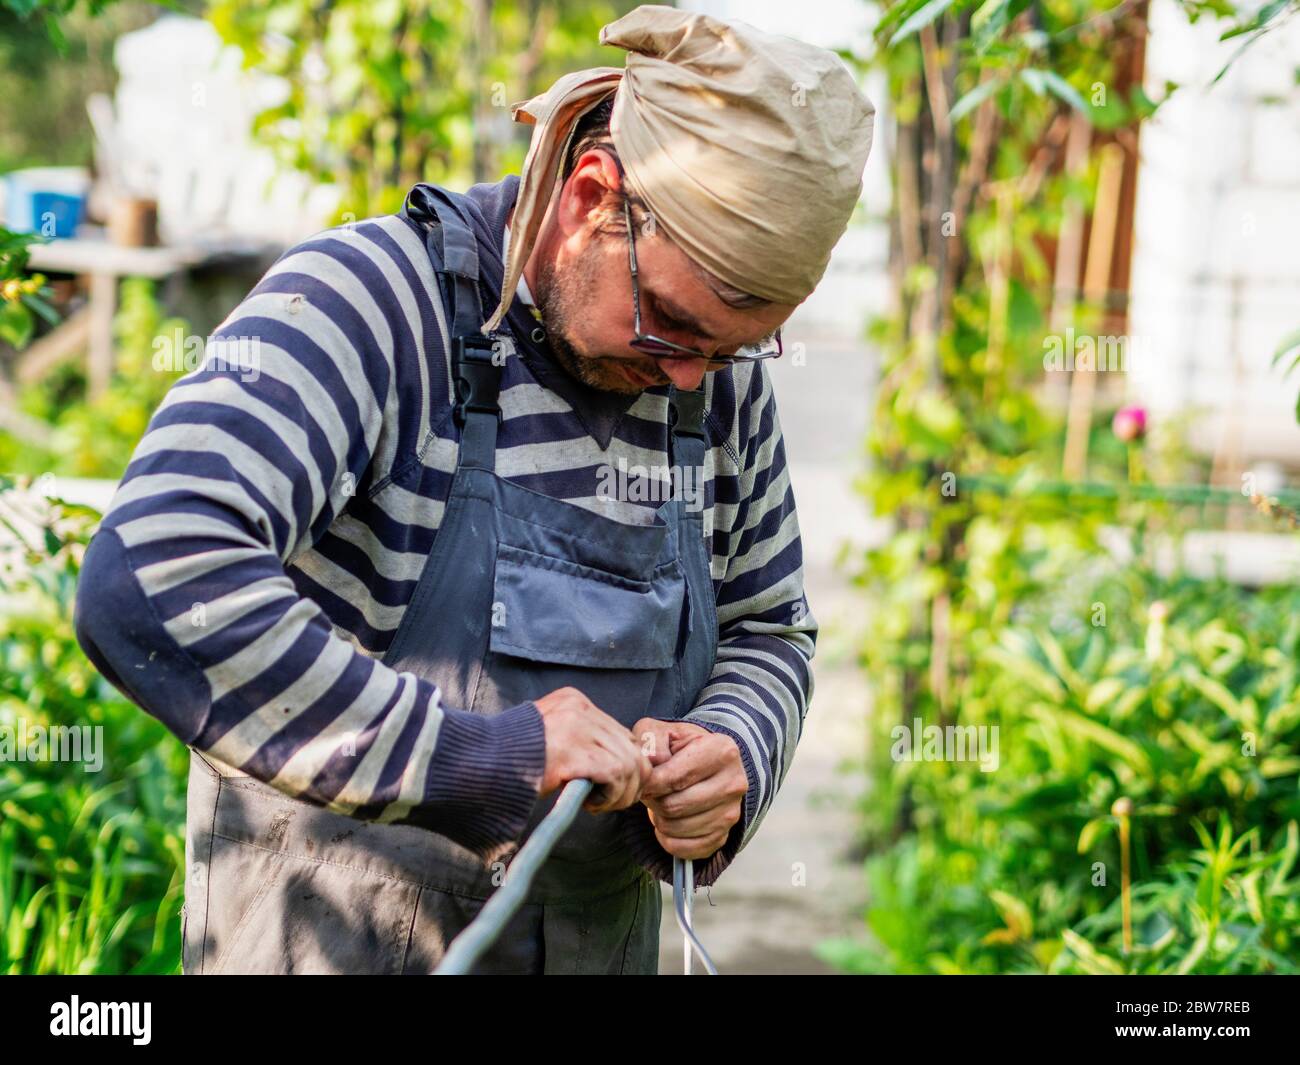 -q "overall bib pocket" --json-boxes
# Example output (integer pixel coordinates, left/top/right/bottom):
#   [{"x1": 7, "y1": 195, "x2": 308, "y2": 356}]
[{"x1": 473, "y1": 541, "x2": 685, "y2": 727}]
